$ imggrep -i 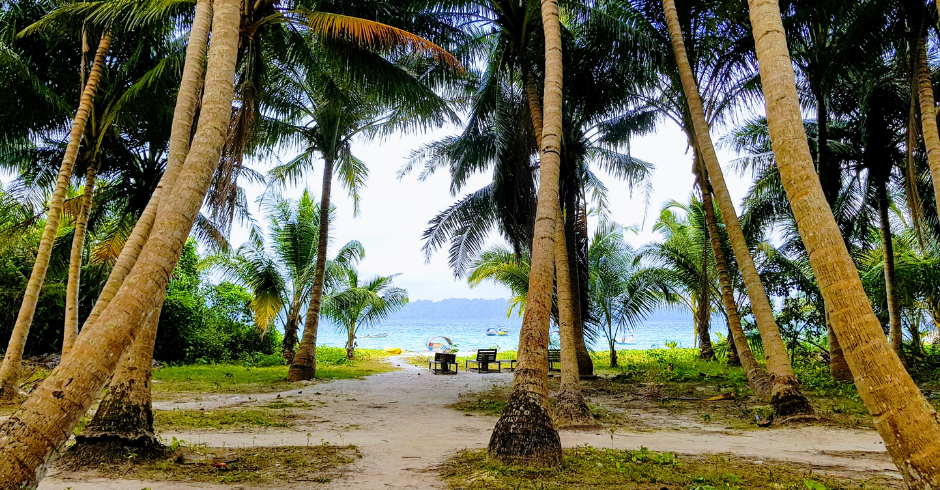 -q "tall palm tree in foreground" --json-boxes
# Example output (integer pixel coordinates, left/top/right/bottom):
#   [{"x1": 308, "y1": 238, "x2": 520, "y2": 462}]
[
  {"x1": 0, "y1": 0, "x2": 242, "y2": 484},
  {"x1": 662, "y1": 0, "x2": 812, "y2": 415},
  {"x1": 487, "y1": 0, "x2": 564, "y2": 467},
  {"x1": 747, "y1": 0, "x2": 940, "y2": 485}
]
